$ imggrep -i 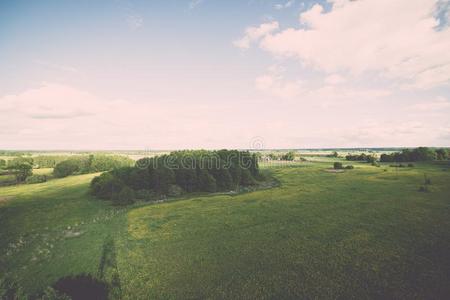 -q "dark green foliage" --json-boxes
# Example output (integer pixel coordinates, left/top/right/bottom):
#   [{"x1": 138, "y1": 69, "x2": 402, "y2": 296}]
[
  {"x1": 26, "y1": 174, "x2": 47, "y2": 184},
  {"x1": 91, "y1": 150, "x2": 259, "y2": 203},
  {"x1": 112, "y1": 186, "x2": 135, "y2": 206},
  {"x1": 334, "y1": 162, "x2": 343, "y2": 169},
  {"x1": 281, "y1": 151, "x2": 296, "y2": 161},
  {"x1": 14, "y1": 163, "x2": 33, "y2": 182},
  {"x1": 380, "y1": 147, "x2": 445, "y2": 162},
  {"x1": 346, "y1": 153, "x2": 376, "y2": 163},
  {"x1": 167, "y1": 184, "x2": 184, "y2": 197},
  {"x1": 90, "y1": 173, "x2": 124, "y2": 200},
  {"x1": 435, "y1": 148, "x2": 448, "y2": 160},
  {"x1": 197, "y1": 168, "x2": 217, "y2": 192},
  {"x1": 53, "y1": 155, "x2": 133, "y2": 178},
  {"x1": 0, "y1": 159, "x2": 6, "y2": 169},
  {"x1": 53, "y1": 160, "x2": 81, "y2": 178},
  {"x1": 344, "y1": 165, "x2": 354, "y2": 169},
  {"x1": 135, "y1": 189, "x2": 156, "y2": 201},
  {"x1": 408, "y1": 163, "x2": 414, "y2": 167}
]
